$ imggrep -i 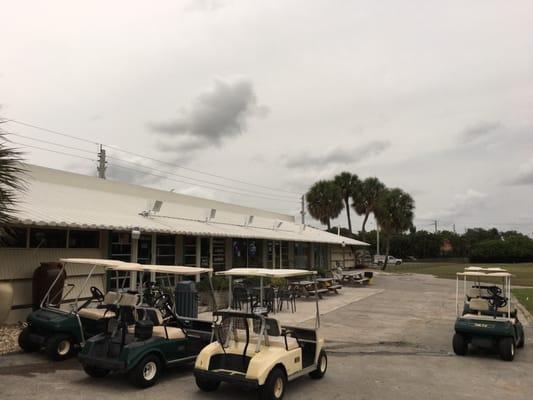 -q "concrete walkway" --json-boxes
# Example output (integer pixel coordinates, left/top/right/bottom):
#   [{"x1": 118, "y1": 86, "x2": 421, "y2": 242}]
[{"x1": 198, "y1": 286, "x2": 383, "y2": 325}]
